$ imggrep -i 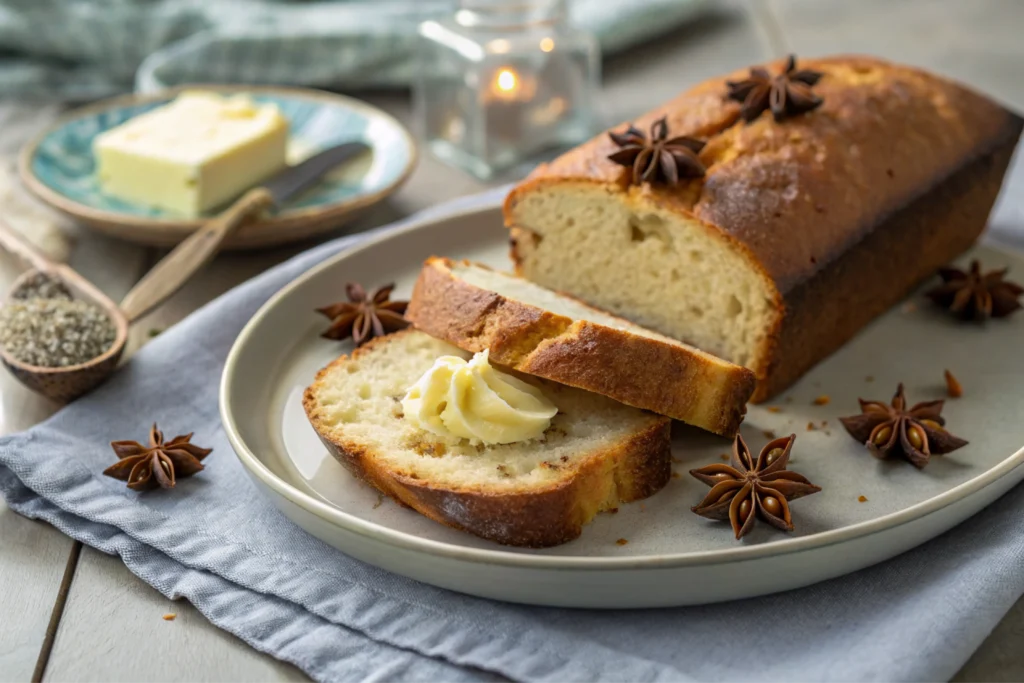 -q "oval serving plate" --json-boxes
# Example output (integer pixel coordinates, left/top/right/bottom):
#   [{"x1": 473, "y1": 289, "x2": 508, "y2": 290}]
[
  {"x1": 221, "y1": 201, "x2": 1024, "y2": 608},
  {"x1": 19, "y1": 85, "x2": 416, "y2": 249}
]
